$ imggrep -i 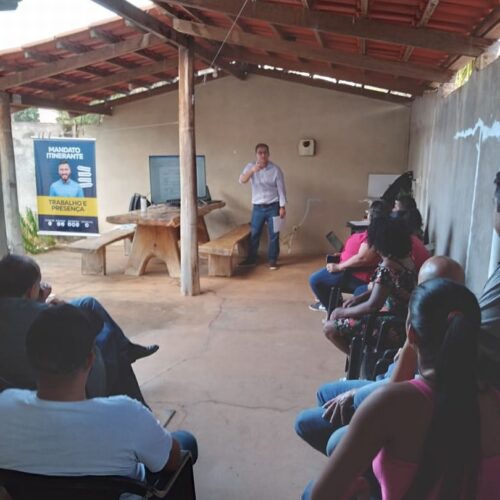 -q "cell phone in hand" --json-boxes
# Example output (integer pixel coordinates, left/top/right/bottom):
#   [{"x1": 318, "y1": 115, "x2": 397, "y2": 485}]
[{"x1": 326, "y1": 254, "x2": 340, "y2": 264}]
